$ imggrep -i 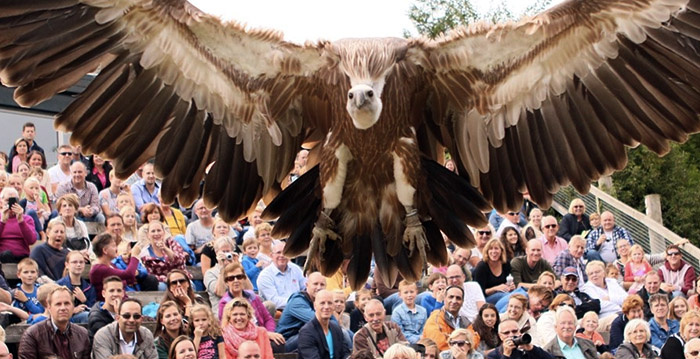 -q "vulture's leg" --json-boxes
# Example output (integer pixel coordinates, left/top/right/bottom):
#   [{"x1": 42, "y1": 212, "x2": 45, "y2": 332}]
[
  {"x1": 392, "y1": 143, "x2": 428, "y2": 266},
  {"x1": 307, "y1": 144, "x2": 352, "y2": 272}
]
